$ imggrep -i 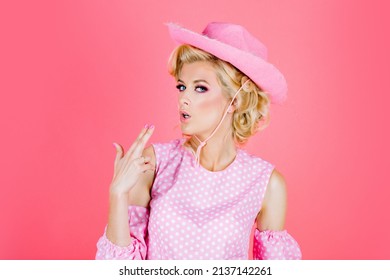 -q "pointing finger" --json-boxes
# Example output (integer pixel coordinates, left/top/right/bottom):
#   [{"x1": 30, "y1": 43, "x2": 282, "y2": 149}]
[
  {"x1": 112, "y1": 142, "x2": 124, "y2": 173},
  {"x1": 126, "y1": 125, "x2": 149, "y2": 158},
  {"x1": 132, "y1": 125, "x2": 155, "y2": 156}
]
